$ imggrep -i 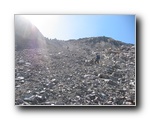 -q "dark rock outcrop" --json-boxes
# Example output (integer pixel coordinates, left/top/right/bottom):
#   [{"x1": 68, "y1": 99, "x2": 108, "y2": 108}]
[{"x1": 15, "y1": 16, "x2": 46, "y2": 51}]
